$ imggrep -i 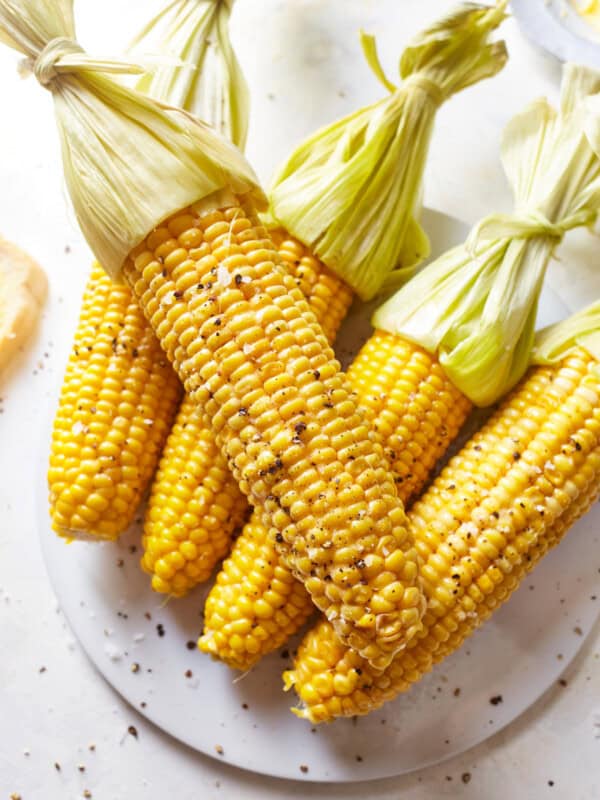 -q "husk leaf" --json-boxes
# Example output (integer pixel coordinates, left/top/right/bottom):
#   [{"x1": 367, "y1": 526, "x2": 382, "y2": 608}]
[
  {"x1": 532, "y1": 300, "x2": 600, "y2": 365},
  {"x1": 0, "y1": 0, "x2": 264, "y2": 279},
  {"x1": 374, "y1": 63, "x2": 600, "y2": 406},
  {"x1": 130, "y1": 0, "x2": 249, "y2": 149},
  {"x1": 268, "y1": 2, "x2": 508, "y2": 301}
]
